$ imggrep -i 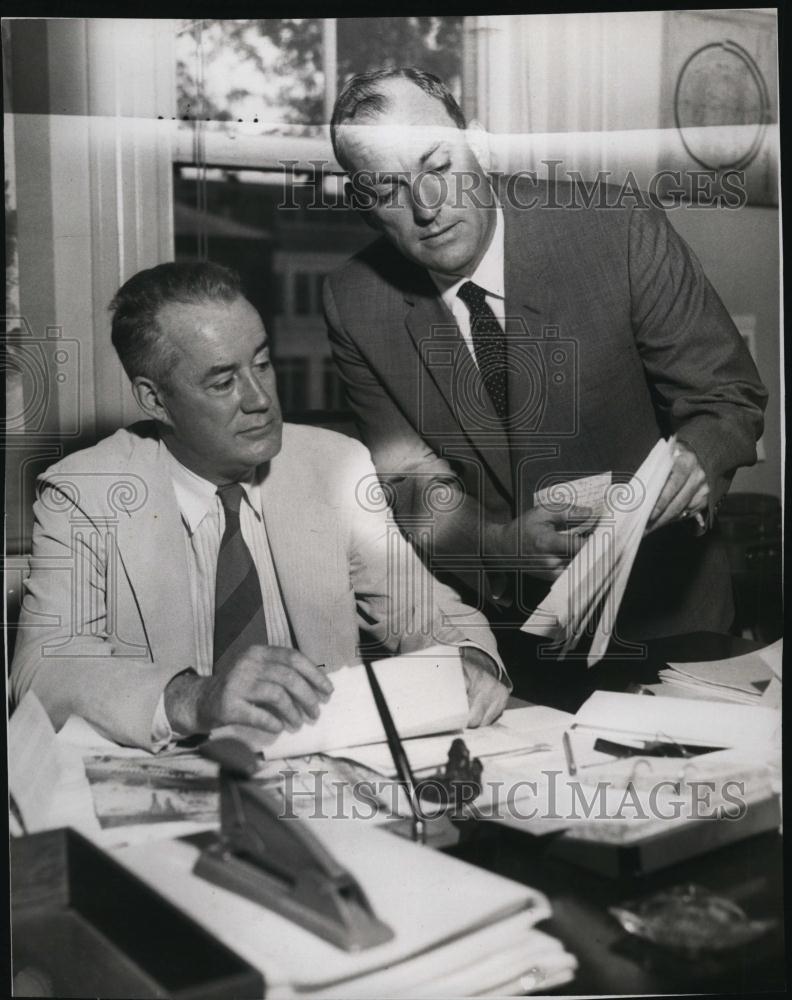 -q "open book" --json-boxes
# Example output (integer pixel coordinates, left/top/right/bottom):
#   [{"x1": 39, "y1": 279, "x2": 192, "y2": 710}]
[{"x1": 522, "y1": 438, "x2": 677, "y2": 666}]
